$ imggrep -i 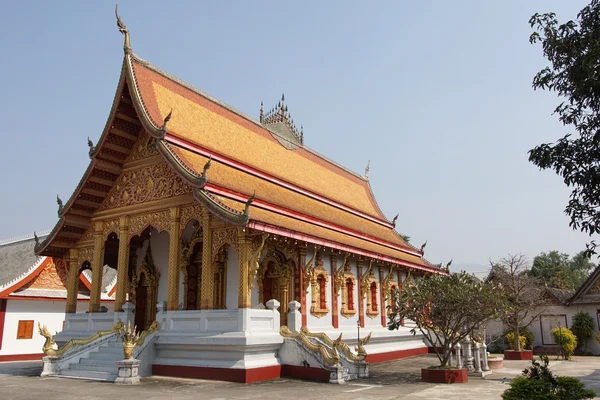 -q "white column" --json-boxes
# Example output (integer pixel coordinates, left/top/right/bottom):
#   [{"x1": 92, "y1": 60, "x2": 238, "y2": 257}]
[
  {"x1": 473, "y1": 342, "x2": 482, "y2": 373},
  {"x1": 481, "y1": 342, "x2": 490, "y2": 371},
  {"x1": 455, "y1": 342, "x2": 463, "y2": 369}
]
